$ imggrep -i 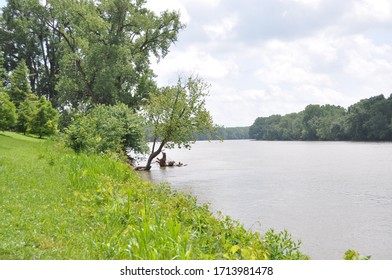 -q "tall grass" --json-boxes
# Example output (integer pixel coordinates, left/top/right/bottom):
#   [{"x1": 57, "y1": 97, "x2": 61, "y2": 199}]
[{"x1": 0, "y1": 132, "x2": 308, "y2": 259}]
